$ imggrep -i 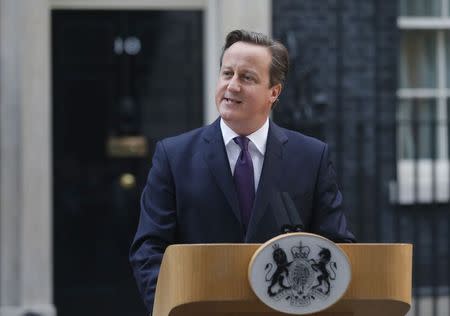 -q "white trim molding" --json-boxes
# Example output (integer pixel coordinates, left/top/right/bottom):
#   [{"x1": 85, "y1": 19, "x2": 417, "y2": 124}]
[
  {"x1": 397, "y1": 88, "x2": 445, "y2": 99},
  {"x1": 398, "y1": 17, "x2": 450, "y2": 29},
  {"x1": 50, "y1": 0, "x2": 206, "y2": 10},
  {"x1": 395, "y1": 159, "x2": 450, "y2": 204}
]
